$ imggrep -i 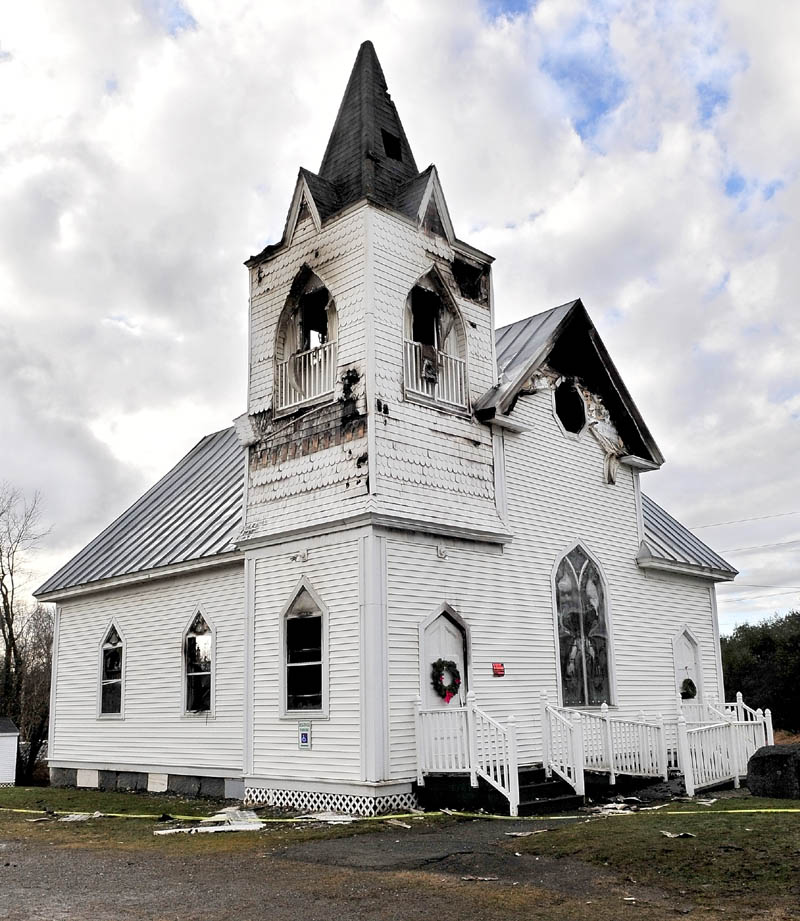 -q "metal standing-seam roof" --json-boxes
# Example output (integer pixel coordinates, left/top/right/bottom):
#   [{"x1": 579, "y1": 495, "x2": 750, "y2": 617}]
[
  {"x1": 0, "y1": 718, "x2": 19, "y2": 735},
  {"x1": 494, "y1": 301, "x2": 578, "y2": 380},
  {"x1": 36, "y1": 427, "x2": 243, "y2": 598},
  {"x1": 640, "y1": 493, "x2": 737, "y2": 580}
]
